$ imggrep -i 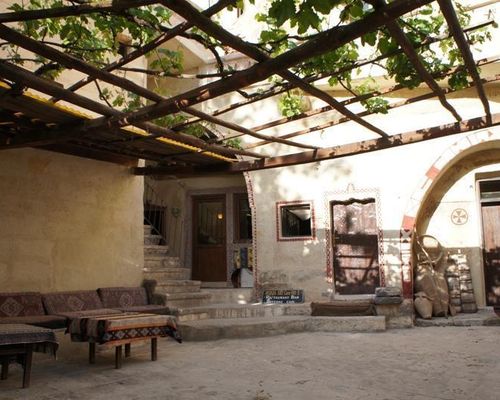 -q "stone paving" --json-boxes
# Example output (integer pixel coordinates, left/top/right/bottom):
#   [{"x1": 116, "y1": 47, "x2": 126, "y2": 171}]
[{"x1": 1, "y1": 326, "x2": 499, "y2": 400}]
